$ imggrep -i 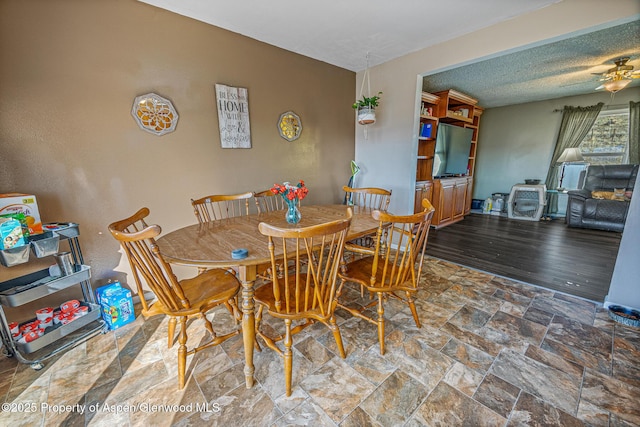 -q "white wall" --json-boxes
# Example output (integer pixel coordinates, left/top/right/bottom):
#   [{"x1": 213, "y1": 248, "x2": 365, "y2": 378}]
[
  {"x1": 355, "y1": 0, "x2": 640, "y2": 215},
  {"x1": 474, "y1": 88, "x2": 640, "y2": 200}
]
